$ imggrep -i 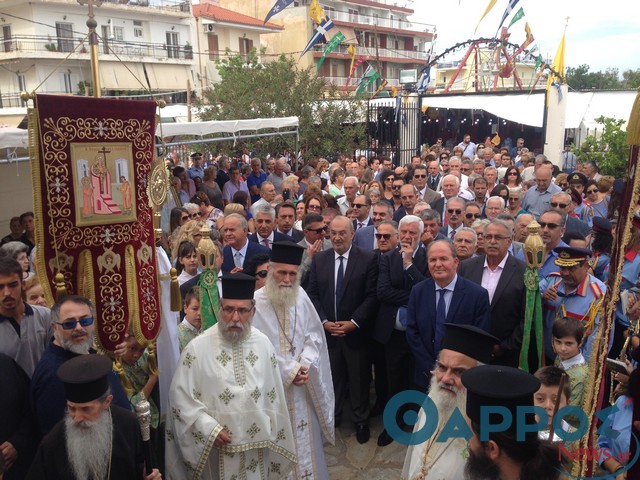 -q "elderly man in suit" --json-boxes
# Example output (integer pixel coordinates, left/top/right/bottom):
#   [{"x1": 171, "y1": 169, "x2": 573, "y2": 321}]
[
  {"x1": 458, "y1": 219, "x2": 526, "y2": 367},
  {"x1": 406, "y1": 240, "x2": 491, "y2": 390},
  {"x1": 353, "y1": 202, "x2": 394, "y2": 251},
  {"x1": 221, "y1": 213, "x2": 270, "y2": 273},
  {"x1": 307, "y1": 216, "x2": 378, "y2": 444},
  {"x1": 249, "y1": 204, "x2": 289, "y2": 249}
]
